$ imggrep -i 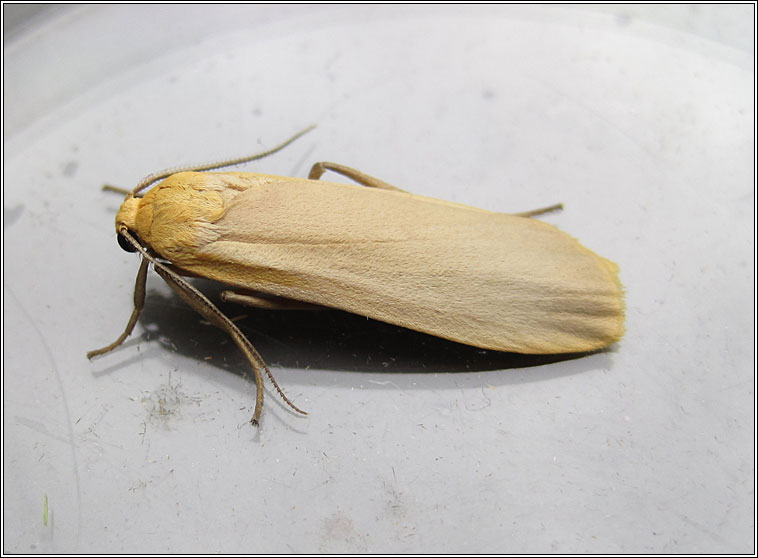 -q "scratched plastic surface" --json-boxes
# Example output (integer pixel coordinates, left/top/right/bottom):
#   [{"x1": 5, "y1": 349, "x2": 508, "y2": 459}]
[{"x1": 3, "y1": 5, "x2": 753, "y2": 553}]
